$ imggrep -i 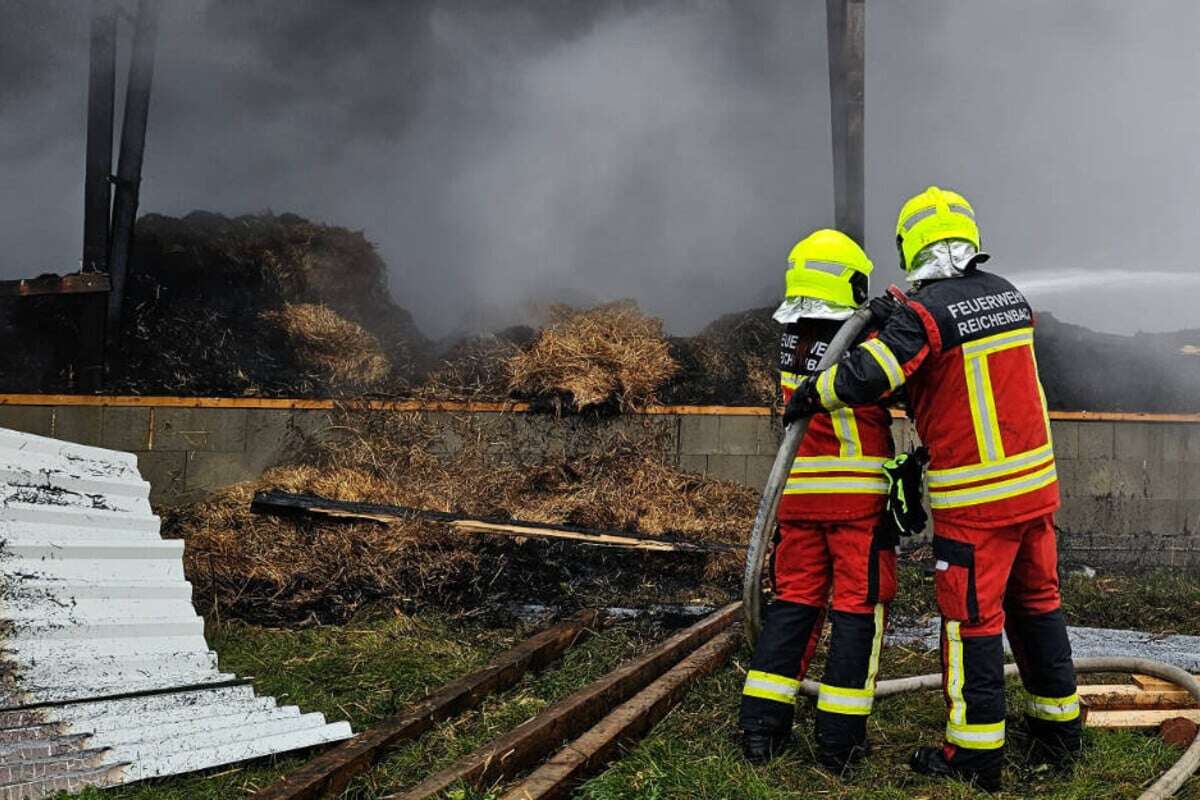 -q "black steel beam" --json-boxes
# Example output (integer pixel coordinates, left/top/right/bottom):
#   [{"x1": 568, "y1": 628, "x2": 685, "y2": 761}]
[
  {"x1": 83, "y1": 0, "x2": 117, "y2": 275},
  {"x1": 826, "y1": 0, "x2": 865, "y2": 246},
  {"x1": 107, "y1": 0, "x2": 159, "y2": 342}
]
